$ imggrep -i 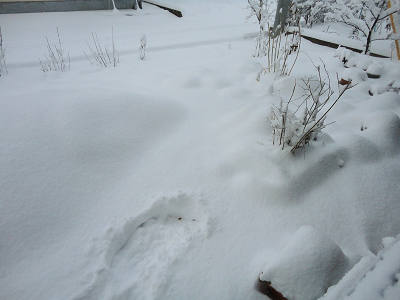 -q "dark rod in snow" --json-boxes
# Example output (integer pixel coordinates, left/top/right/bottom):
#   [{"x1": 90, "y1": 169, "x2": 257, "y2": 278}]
[{"x1": 142, "y1": 1, "x2": 183, "y2": 17}]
